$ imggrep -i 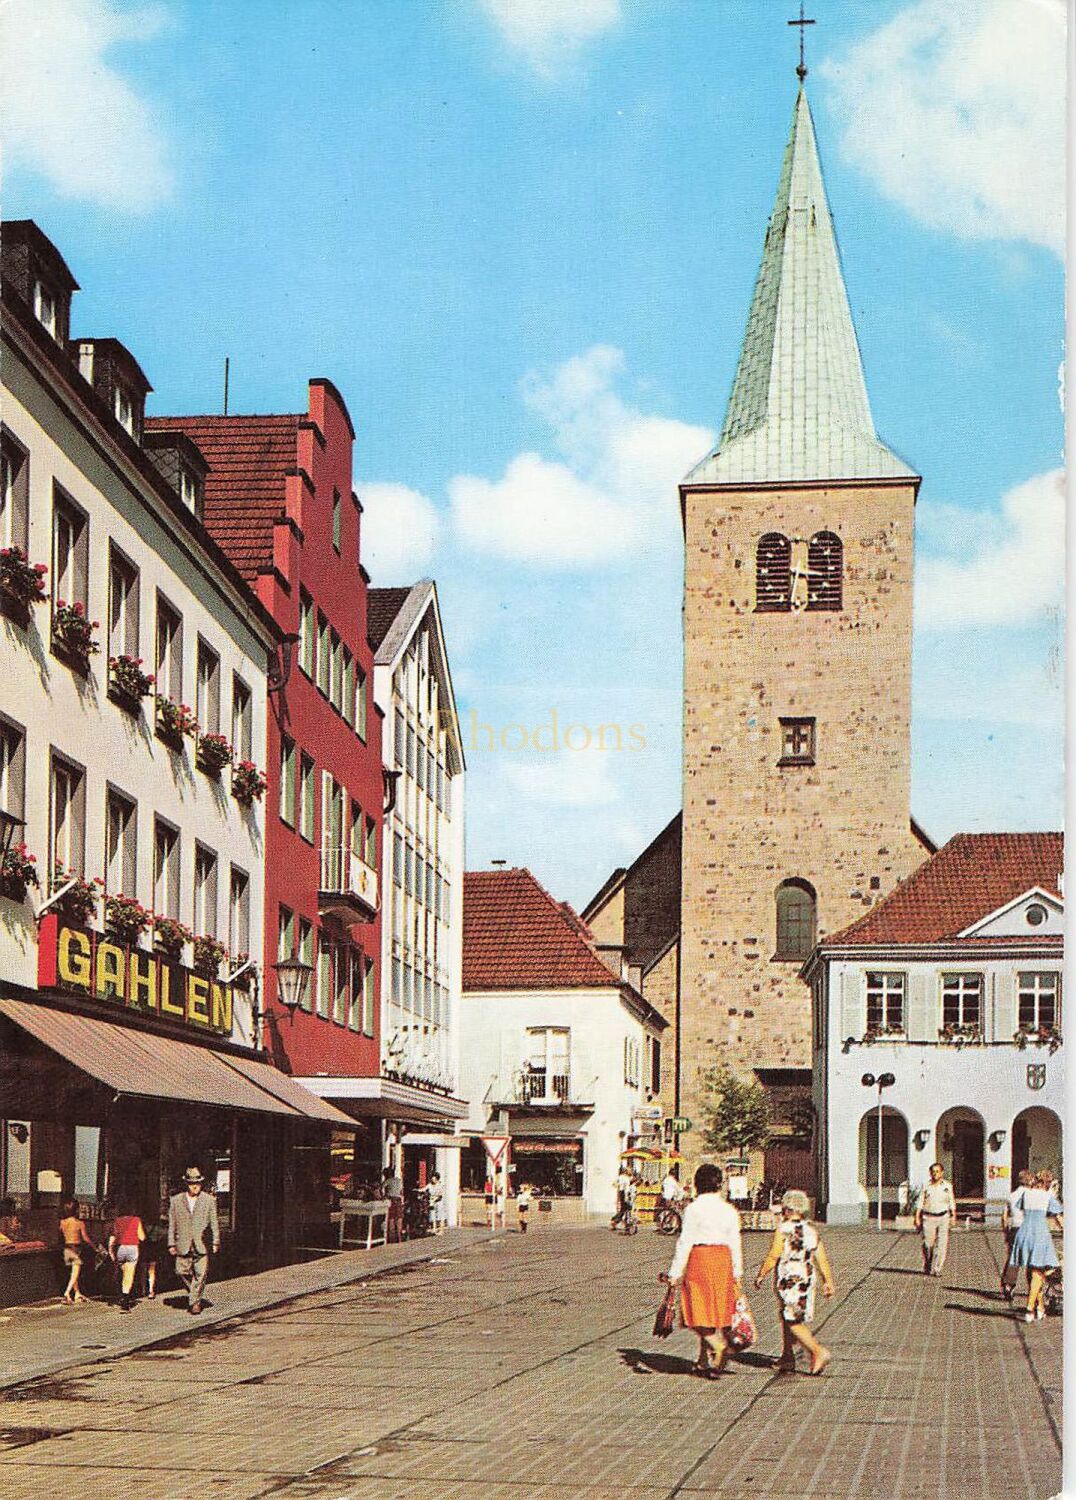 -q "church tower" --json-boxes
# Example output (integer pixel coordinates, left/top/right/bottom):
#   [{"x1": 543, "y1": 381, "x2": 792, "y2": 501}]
[{"x1": 678, "y1": 80, "x2": 929, "y2": 1180}]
